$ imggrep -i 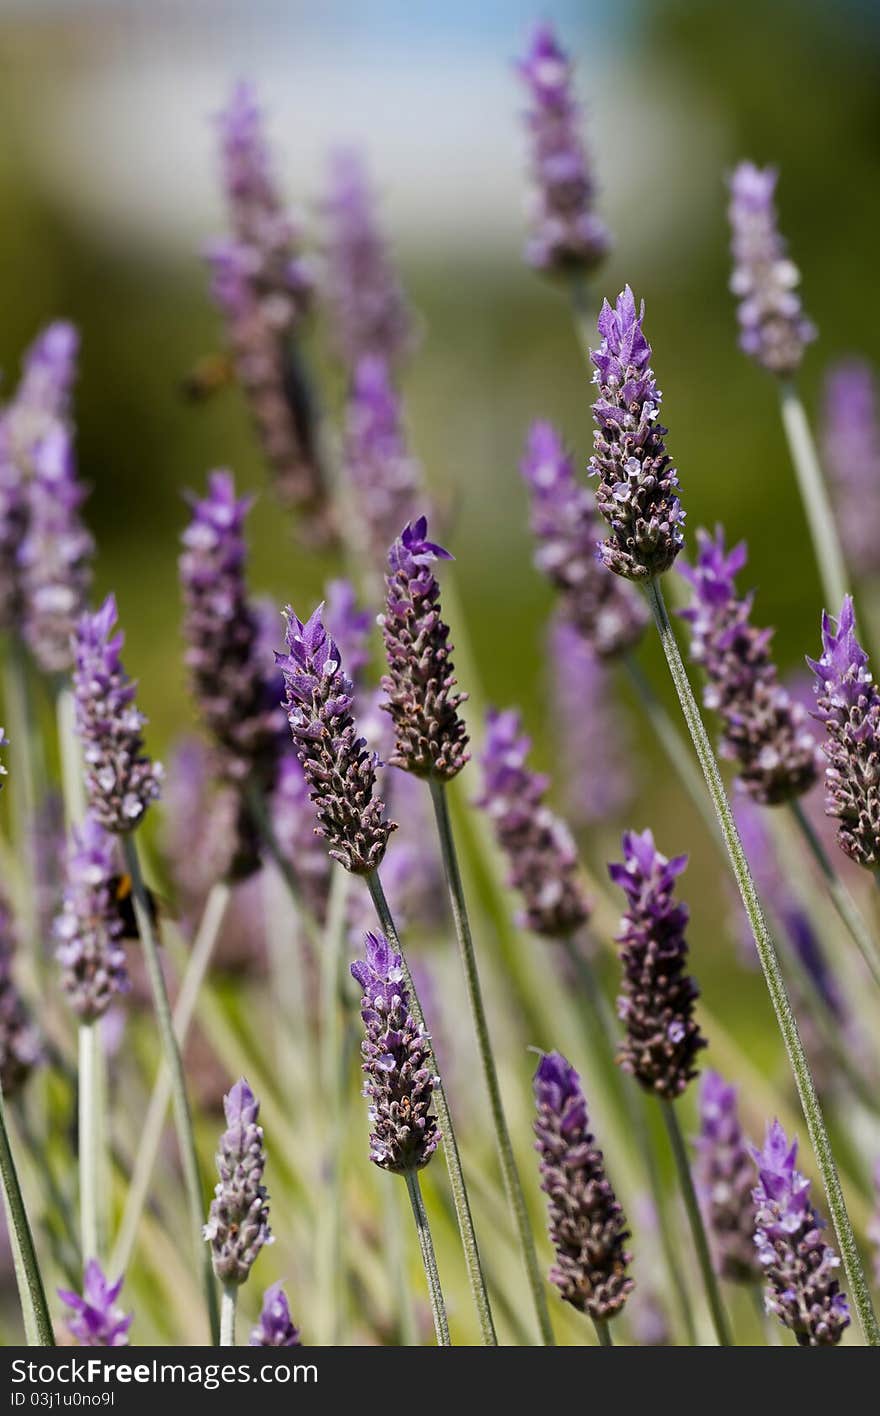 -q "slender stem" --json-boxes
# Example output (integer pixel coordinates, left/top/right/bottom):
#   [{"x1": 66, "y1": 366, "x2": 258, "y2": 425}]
[
  {"x1": 647, "y1": 576, "x2": 880, "y2": 1346},
  {"x1": 778, "y1": 380, "x2": 849, "y2": 615},
  {"x1": 121, "y1": 834, "x2": 220, "y2": 1345},
  {"x1": 788, "y1": 798, "x2": 880, "y2": 991},
  {"x1": 661, "y1": 1100, "x2": 732, "y2": 1346},
  {"x1": 429, "y1": 778, "x2": 555, "y2": 1347},
  {"x1": 404, "y1": 1171, "x2": 451, "y2": 1346},
  {"x1": 384, "y1": 1182, "x2": 419, "y2": 1346},
  {"x1": 220, "y1": 1284, "x2": 237, "y2": 1347},
  {"x1": 56, "y1": 684, "x2": 87, "y2": 827},
  {"x1": 317, "y1": 867, "x2": 350, "y2": 1346},
  {"x1": 0, "y1": 1083, "x2": 54, "y2": 1345},
  {"x1": 593, "y1": 1317, "x2": 613, "y2": 1347},
  {"x1": 78, "y1": 1021, "x2": 102, "y2": 1262},
  {"x1": 111, "y1": 881, "x2": 232, "y2": 1274},
  {"x1": 366, "y1": 869, "x2": 498, "y2": 1345}
]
